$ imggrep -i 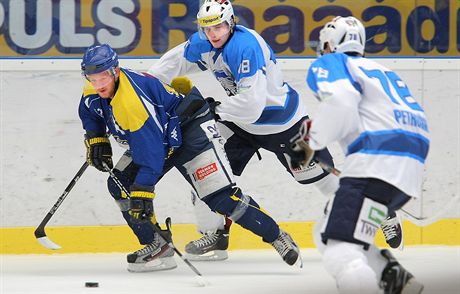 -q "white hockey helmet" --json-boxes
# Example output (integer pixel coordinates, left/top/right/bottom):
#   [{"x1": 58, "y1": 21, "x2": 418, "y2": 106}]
[
  {"x1": 319, "y1": 16, "x2": 366, "y2": 55},
  {"x1": 197, "y1": 0, "x2": 235, "y2": 39}
]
